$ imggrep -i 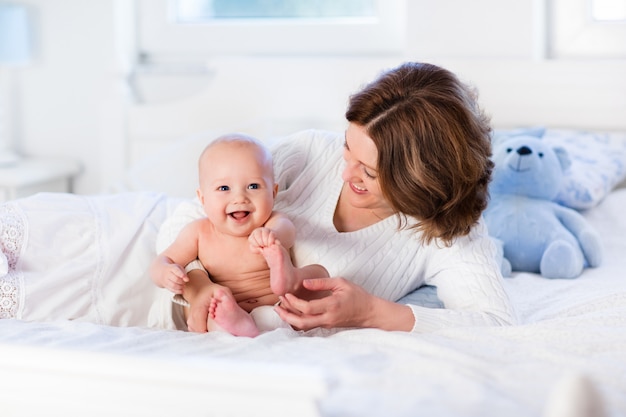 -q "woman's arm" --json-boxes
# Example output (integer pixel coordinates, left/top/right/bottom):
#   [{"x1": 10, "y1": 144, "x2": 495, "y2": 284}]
[
  {"x1": 275, "y1": 225, "x2": 516, "y2": 333},
  {"x1": 274, "y1": 274, "x2": 515, "y2": 332},
  {"x1": 412, "y1": 223, "x2": 517, "y2": 331}
]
